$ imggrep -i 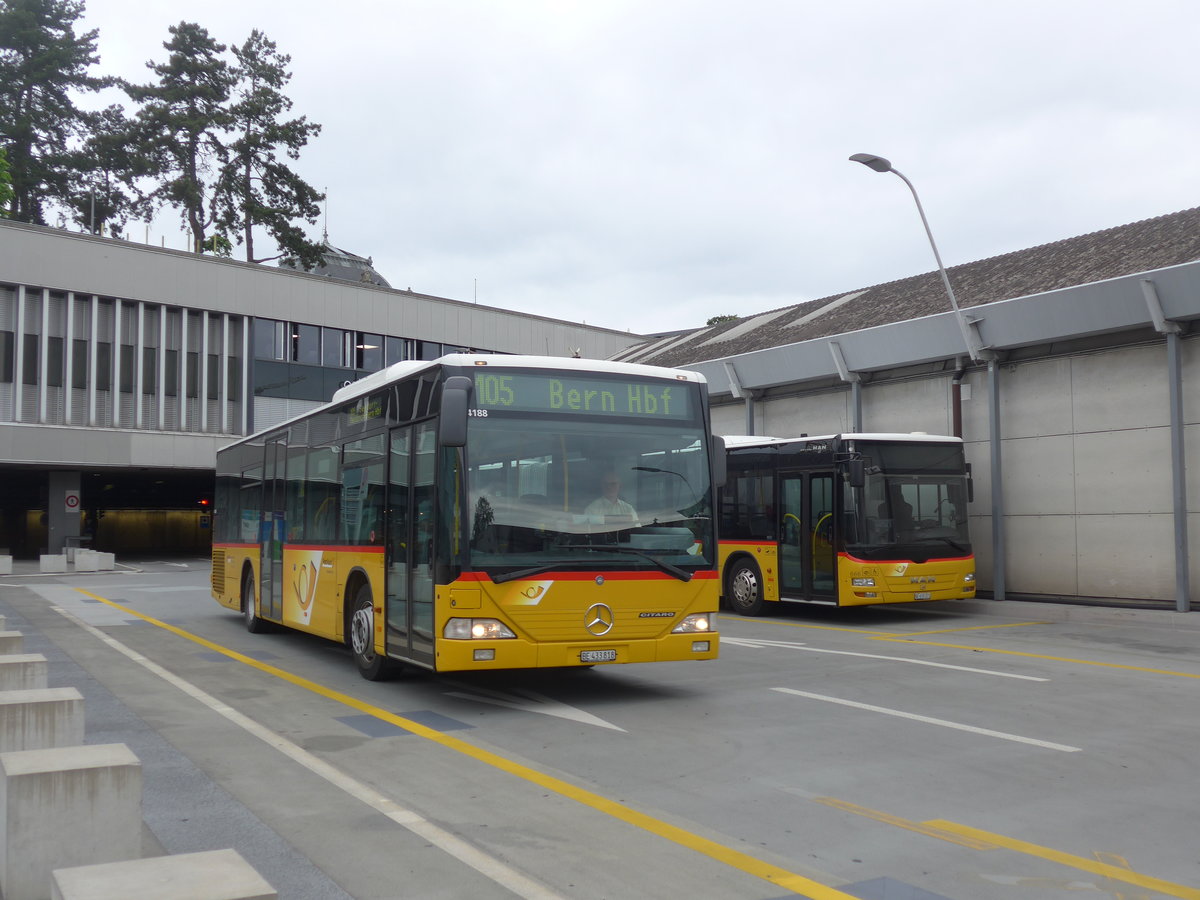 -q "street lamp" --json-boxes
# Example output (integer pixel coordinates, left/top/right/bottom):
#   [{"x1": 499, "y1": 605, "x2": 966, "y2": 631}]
[{"x1": 849, "y1": 153, "x2": 982, "y2": 361}]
